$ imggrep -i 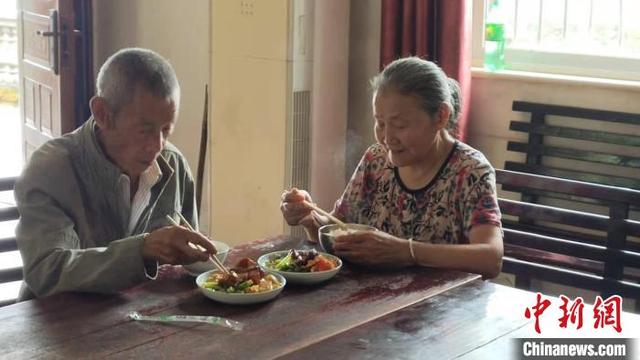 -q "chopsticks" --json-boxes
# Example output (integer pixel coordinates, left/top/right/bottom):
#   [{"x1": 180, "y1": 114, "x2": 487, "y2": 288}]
[
  {"x1": 164, "y1": 214, "x2": 231, "y2": 275},
  {"x1": 302, "y1": 200, "x2": 347, "y2": 229}
]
